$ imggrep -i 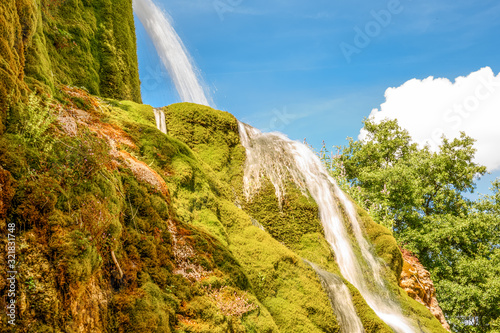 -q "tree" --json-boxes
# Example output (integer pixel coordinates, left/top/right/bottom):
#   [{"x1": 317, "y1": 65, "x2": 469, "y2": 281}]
[
  {"x1": 418, "y1": 186, "x2": 500, "y2": 332},
  {"x1": 326, "y1": 119, "x2": 486, "y2": 232}
]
